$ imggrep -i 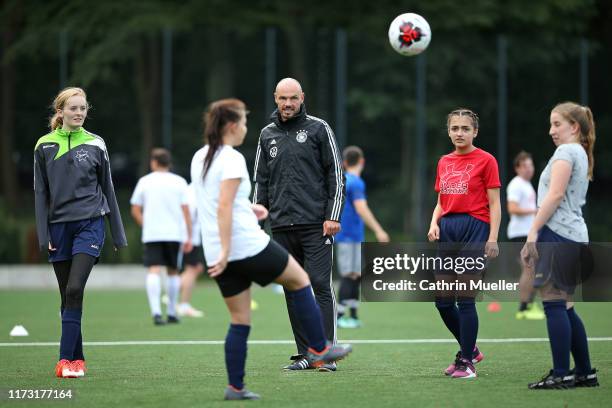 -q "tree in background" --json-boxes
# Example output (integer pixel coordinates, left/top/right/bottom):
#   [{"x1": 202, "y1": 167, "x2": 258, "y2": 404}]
[
  {"x1": 0, "y1": 0, "x2": 21, "y2": 210},
  {"x1": 1, "y1": 0, "x2": 610, "y2": 263}
]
